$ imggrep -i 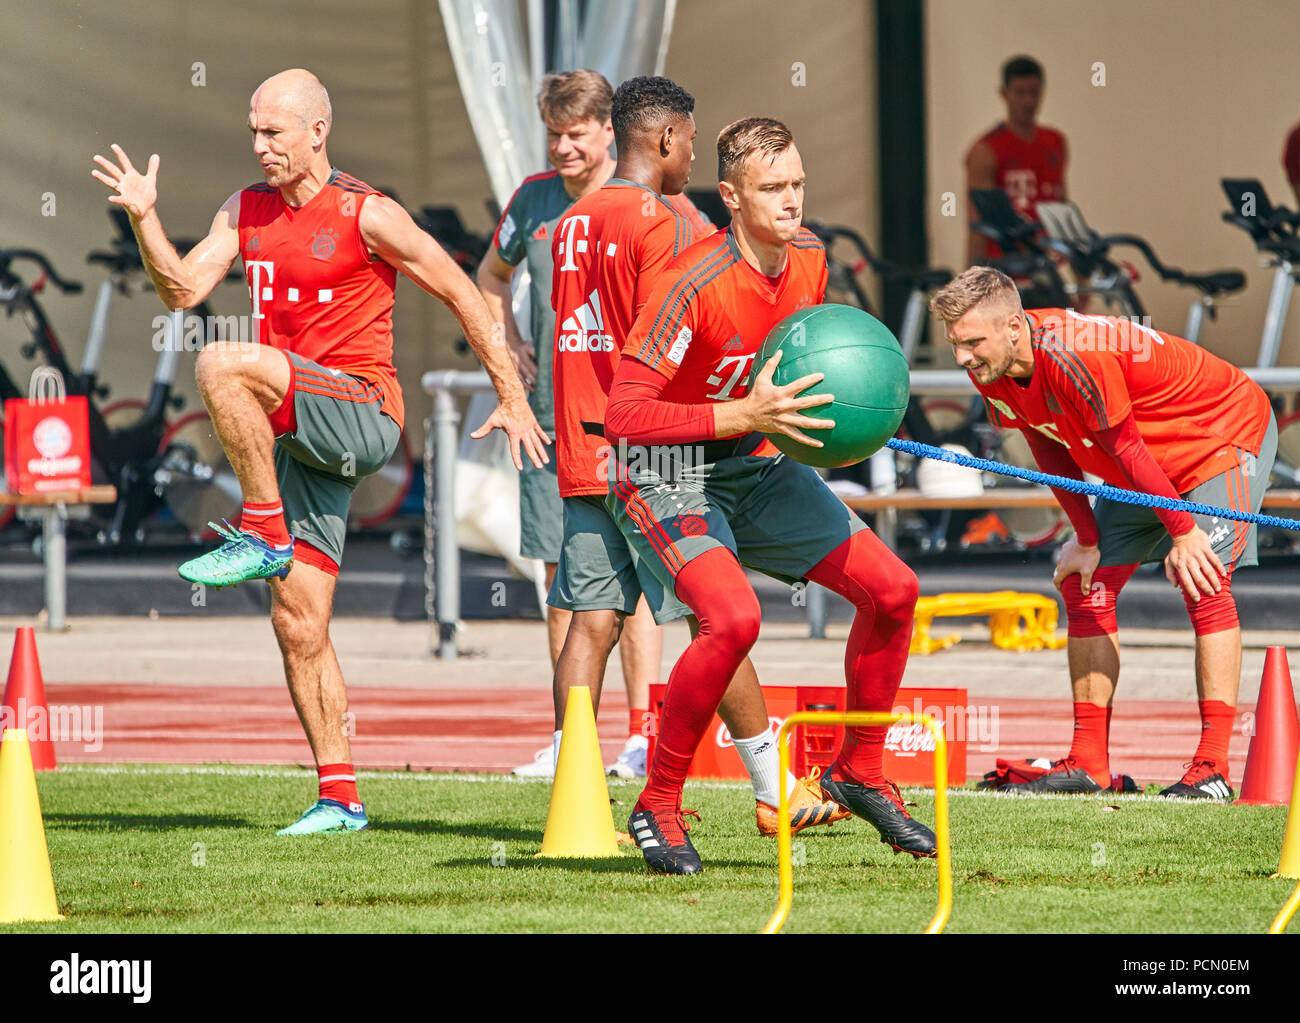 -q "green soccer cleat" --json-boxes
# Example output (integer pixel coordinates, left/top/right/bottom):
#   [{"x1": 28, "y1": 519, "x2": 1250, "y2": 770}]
[
  {"x1": 276, "y1": 799, "x2": 369, "y2": 836},
  {"x1": 177, "y1": 520, "x2": 293, "y2": 589}
]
